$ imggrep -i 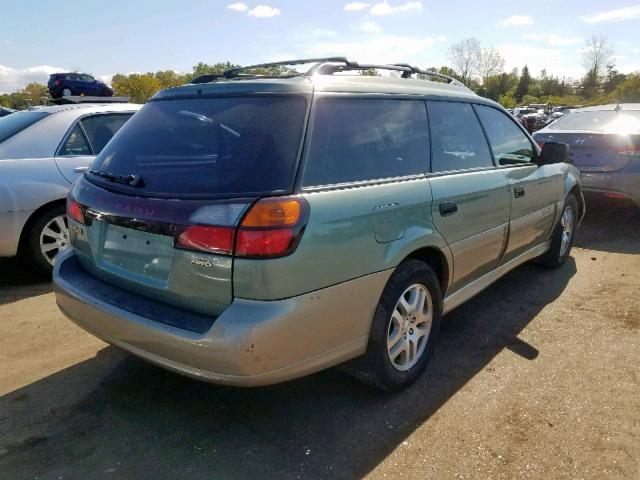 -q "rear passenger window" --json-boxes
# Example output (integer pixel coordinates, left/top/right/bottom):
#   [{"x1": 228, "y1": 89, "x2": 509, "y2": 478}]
[
  {"x1": 427, "y1": 101, "x2": 493, "y2": 172},
  {"x1": 81, "y1": 114, "x2": 132, "y2": 154},
  {"x1": 475, "y1": 105, "x2": 535, "y2": 165},
  {"x1": 303, "y1": 98, "x2": 429, "y2": 186},
  {"x1": 59, "y1": 124, "x2": 91, "y2": 156}
]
